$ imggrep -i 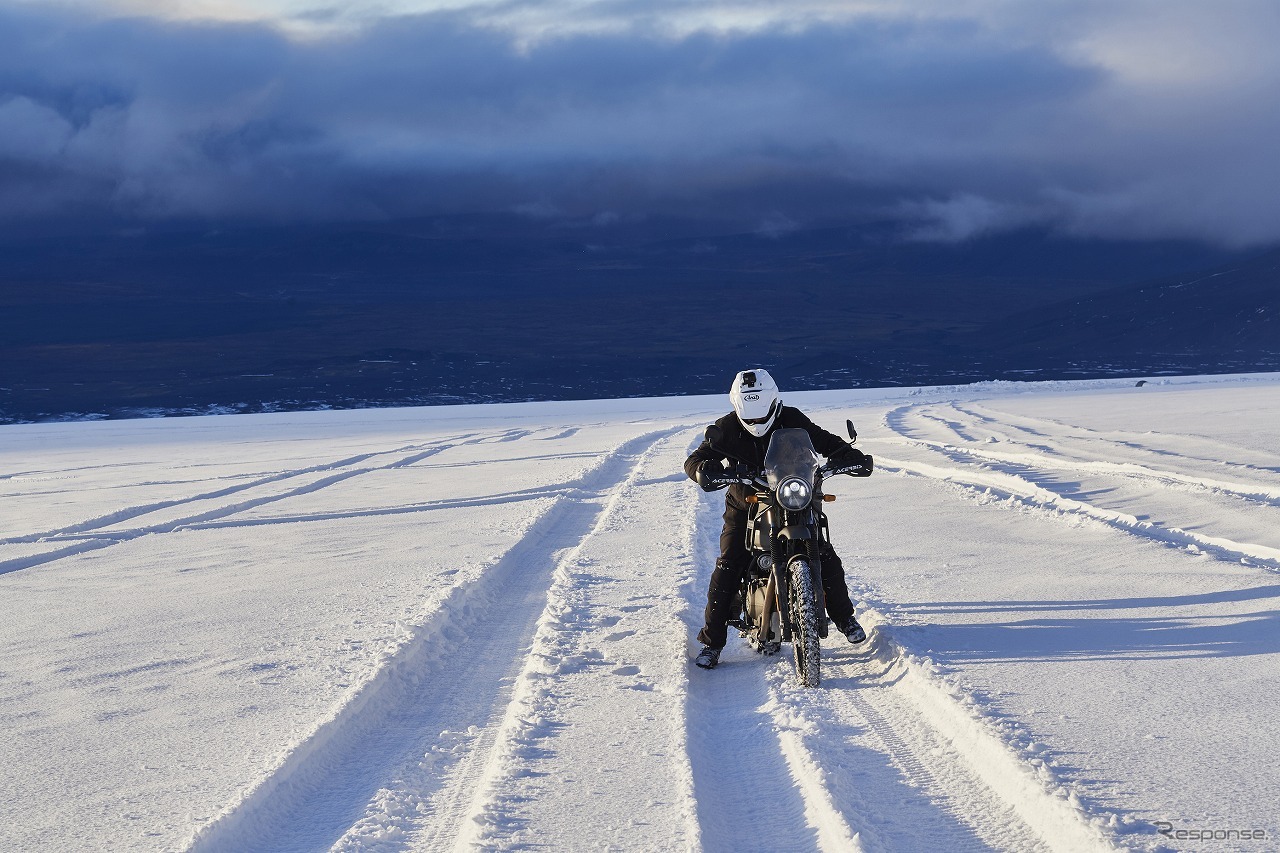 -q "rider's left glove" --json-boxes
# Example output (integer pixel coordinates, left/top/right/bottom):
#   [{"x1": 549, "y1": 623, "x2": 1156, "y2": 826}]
[
  {"x1": 696, "y1": 460, "x2": 726, "y2": 491},
  {"x1": 830, "y1": 445, "x2": 868, "y2": 467}
]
